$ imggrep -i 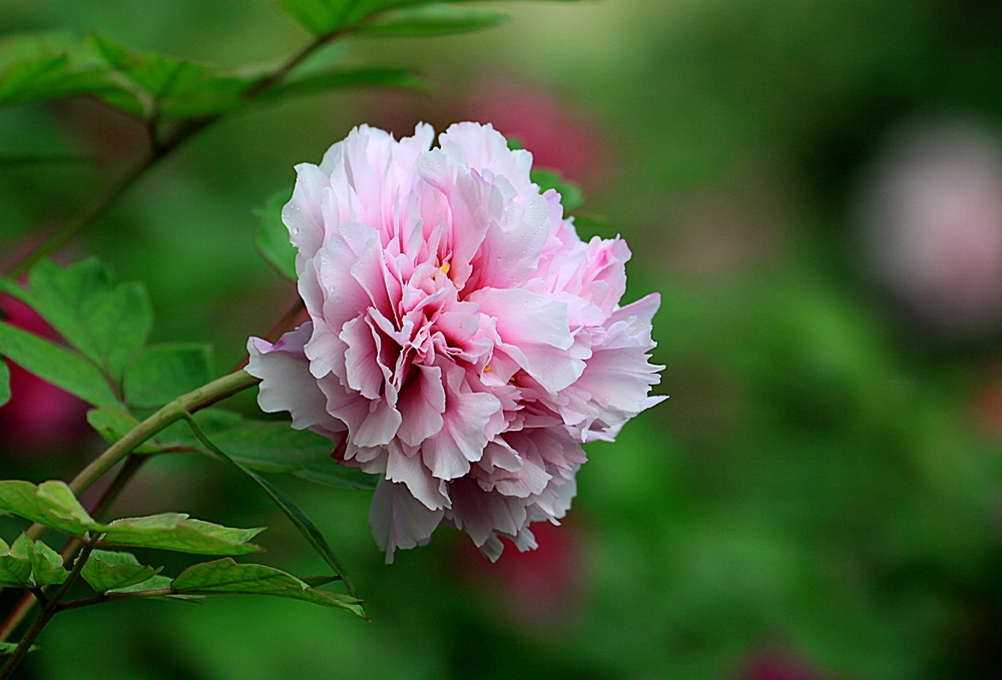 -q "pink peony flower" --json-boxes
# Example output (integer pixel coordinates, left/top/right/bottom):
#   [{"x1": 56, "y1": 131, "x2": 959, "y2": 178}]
[{"x1": 247, "y1": 122, "x2": 664, "y2": 562}]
